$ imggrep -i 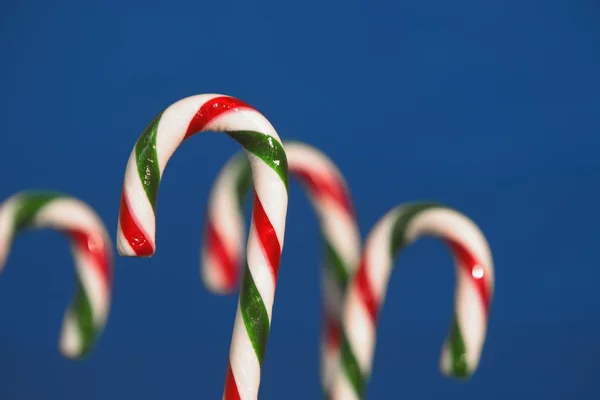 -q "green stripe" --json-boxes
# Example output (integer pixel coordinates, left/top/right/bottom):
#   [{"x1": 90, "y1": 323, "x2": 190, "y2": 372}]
[
  {"x1": 340, "y1": 332, "x2": 366, "y2": 398},
  {"x1": 447, "y1": 314, "x2": 469, "y2": 378},
  {"x1": 239, "y1": 264, "x2": 270, "y2": 363},
  {"x1": 13, "y1": 192, "x2": 63, "y2": 232},
  {"x1": 233, "y1": 154, "x2": 253, "y2": 210},
  {"x1": 227, "y1": 131, "x2": 289, "y2": 190},
  {"x1": 324, "y1": 239, "x2": 349, "y2": 291},
  {"x1": 70, "y1": 281, "x2": 96, "y2": 358},
  {"x1": 135, "y1": 112, "x2": 162, "y2": 210},
  {"x1": 389, "y1": 202, "x2": 442, "y2": 256}
]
